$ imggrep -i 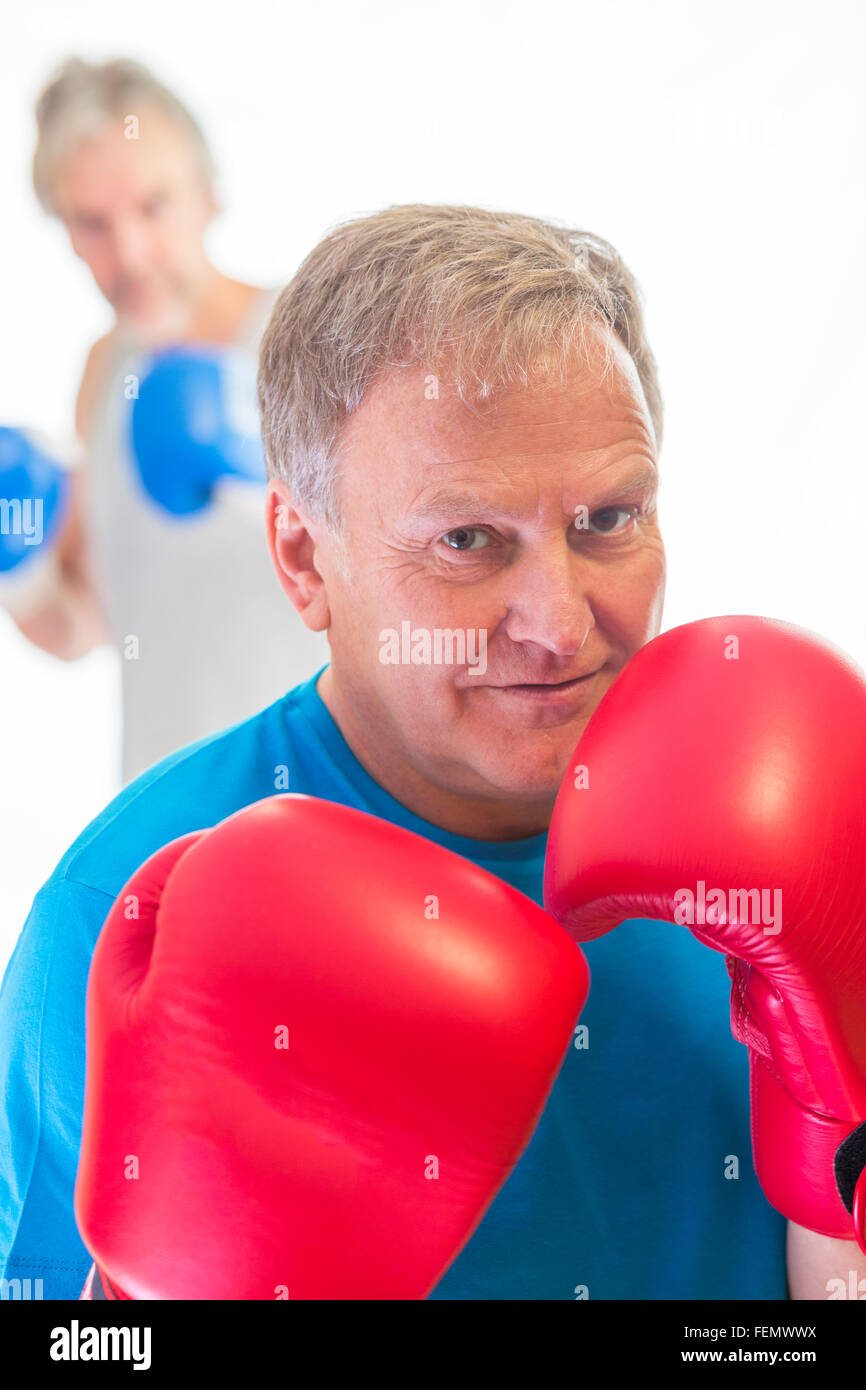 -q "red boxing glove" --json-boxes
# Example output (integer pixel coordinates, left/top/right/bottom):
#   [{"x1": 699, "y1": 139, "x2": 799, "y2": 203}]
[
  {"x1": 76, "y1": 794, "x2": 588, "y2": 1299},
  {"x1": 544, "y1": 616, "x2": 866, "y2": 1248}
]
